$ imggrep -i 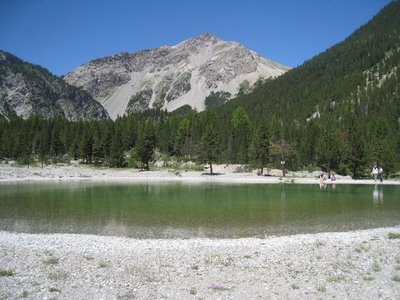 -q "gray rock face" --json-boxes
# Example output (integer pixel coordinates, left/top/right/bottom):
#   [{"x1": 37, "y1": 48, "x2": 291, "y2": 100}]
[
  {"x1": 0, "y1": 50, "x2": 109, "y2": 121},
  {"x1": 64, "y1": 33, "x2": 289, "y2": 119}
]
